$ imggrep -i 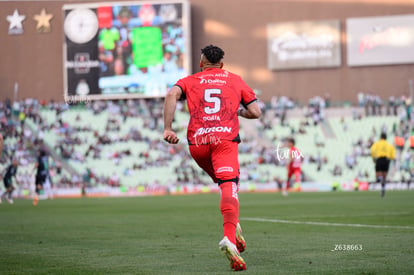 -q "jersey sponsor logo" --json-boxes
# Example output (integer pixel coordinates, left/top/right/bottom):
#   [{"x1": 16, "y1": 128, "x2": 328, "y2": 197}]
[
  {"x1": 216, "y1": 166, "x2": 234, "y2": 173},
  {"x1": 200, "y1": 78, "x2": 227, "y2": 85},
  {"x1": 200, "y1": 71, "x2": 229, "y2": 78},
  {"x1": 214, "y1": 72, "x2": 229, "y2": 78},
  {"x1": 193, "y1": 126, "x2": 232, "y2": 137},
  {"x1": 203, "y1": 115, "x2": 221, "y2": 121}
]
